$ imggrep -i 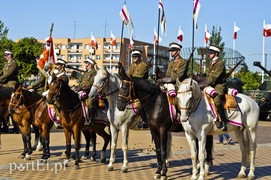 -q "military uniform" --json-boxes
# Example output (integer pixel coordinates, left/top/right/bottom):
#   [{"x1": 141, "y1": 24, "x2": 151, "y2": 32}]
[
  {"x1": 128, "y1": 61, "x2": 148, "y2": 79},
  {"x1": 0, "y1": 59, "x2": 18, "y2": 87},
  {"x1": 77, "y1": 68, "x2": 97, "y2": 93},
  {"x1": 31, "y1": 70, "x2": 46, "y2": 95},
  {"x1": 54, "y1": 69, "x2": 69, "y2": 84},
  {"x1": 166, "y1": 57, "x2": 187, "y2": 82}
]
